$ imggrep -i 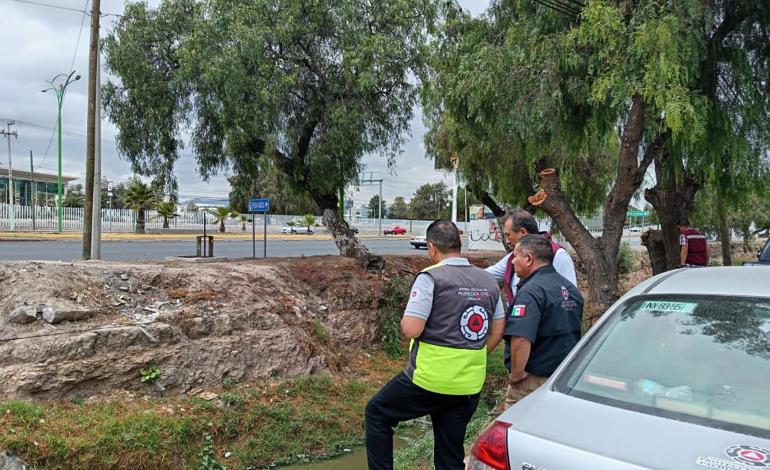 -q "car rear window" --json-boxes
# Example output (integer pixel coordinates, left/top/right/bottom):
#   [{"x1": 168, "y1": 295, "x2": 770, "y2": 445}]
[{"x1": 556, "y1": 295, "x2": 770, "y2": 438}]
